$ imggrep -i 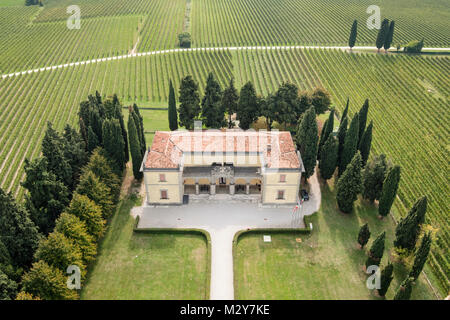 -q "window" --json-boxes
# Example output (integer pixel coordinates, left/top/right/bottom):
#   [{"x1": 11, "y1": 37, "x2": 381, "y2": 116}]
[
  {"x1": 159, "y1": 174, "x2": 166, "y2": 182},
  {"x1": 160, "y1": 190, "x2": 168, "y2": 199},
  {"x1": 277, "y1": 190, "x2": 285, "y2": 200},
  {"x1": 279, "y1": 174, "x2": 286, "y2": 183}
]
